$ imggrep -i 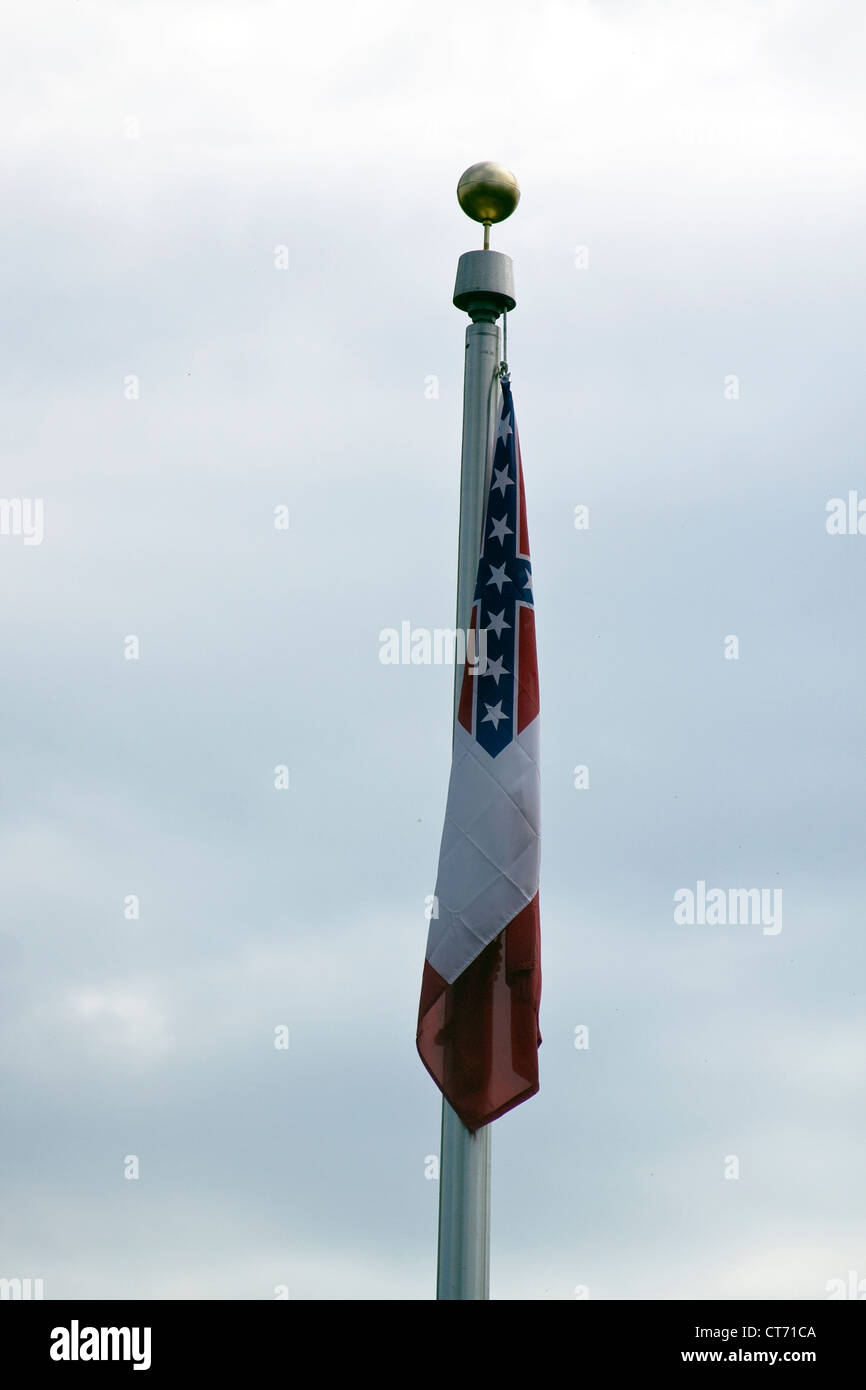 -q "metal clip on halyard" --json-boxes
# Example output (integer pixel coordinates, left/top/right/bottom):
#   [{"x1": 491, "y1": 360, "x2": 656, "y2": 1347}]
[{"x1": 499, "y1": 308, "x2": 510, "y2": 383}]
